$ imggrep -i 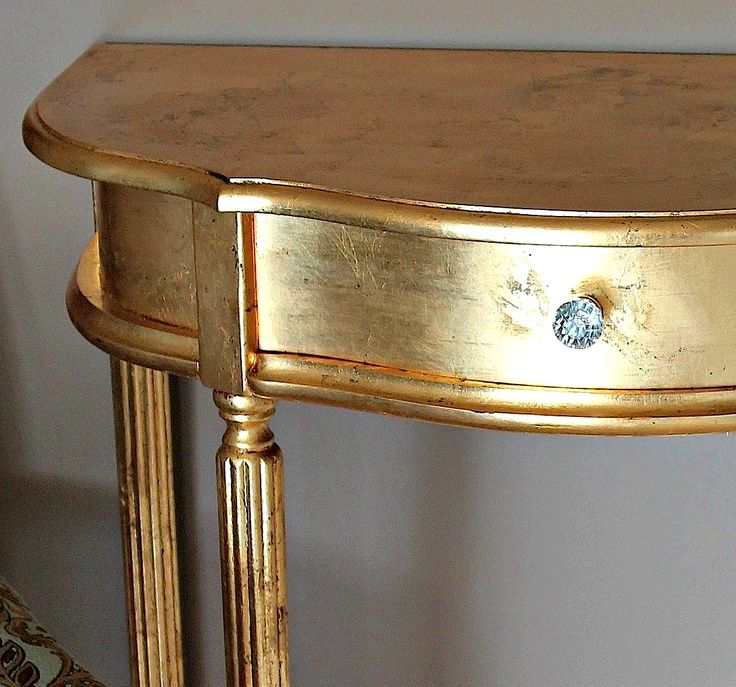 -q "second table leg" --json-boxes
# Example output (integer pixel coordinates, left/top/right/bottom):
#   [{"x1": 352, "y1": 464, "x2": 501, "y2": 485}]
[
  {"x1": 214, "y1": 390, "x2": 290, "y2": 687},
  {"x1": 110, "y1": 358, "x2": 185, "y2": 687}
]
